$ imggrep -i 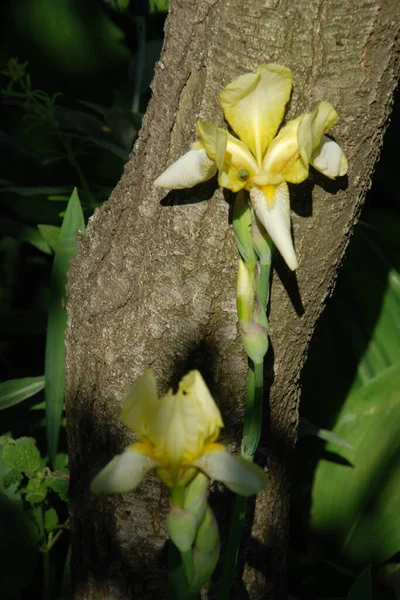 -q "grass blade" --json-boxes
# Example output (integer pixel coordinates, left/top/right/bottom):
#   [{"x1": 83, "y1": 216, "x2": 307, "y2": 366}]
[
  {"x1": 0, "y1": 376, "x2": 45, "y2": 410},
  {"x1": 45, "y1": 188, "x2": 85, "y2": 466}
]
